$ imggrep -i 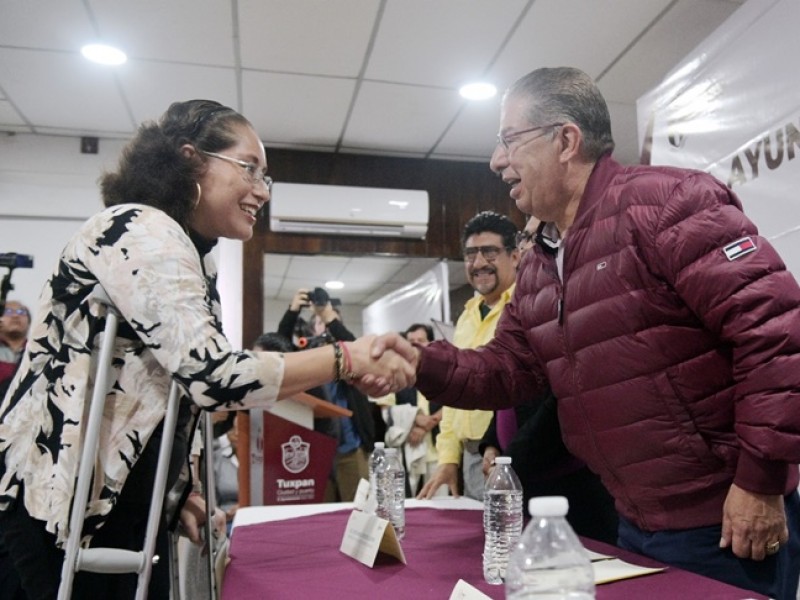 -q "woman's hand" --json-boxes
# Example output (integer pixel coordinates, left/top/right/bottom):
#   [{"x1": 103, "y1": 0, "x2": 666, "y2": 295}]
[{"x1": 347, "y1": 334, "x2": 417, "y2": 396}]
